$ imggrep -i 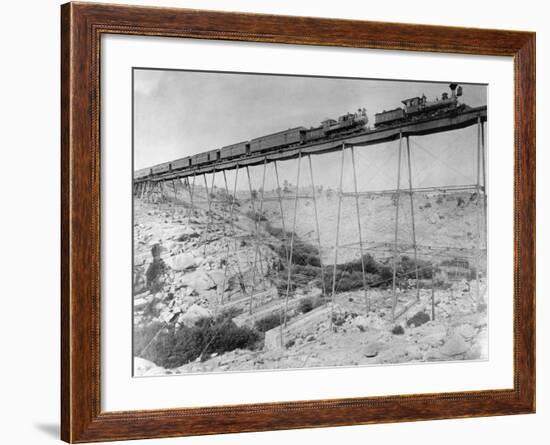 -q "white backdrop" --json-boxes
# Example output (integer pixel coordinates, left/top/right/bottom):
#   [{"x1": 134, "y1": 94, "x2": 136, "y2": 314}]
[{"x1": 0, "y1": 0, "x2": 546, "y2": 444}]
